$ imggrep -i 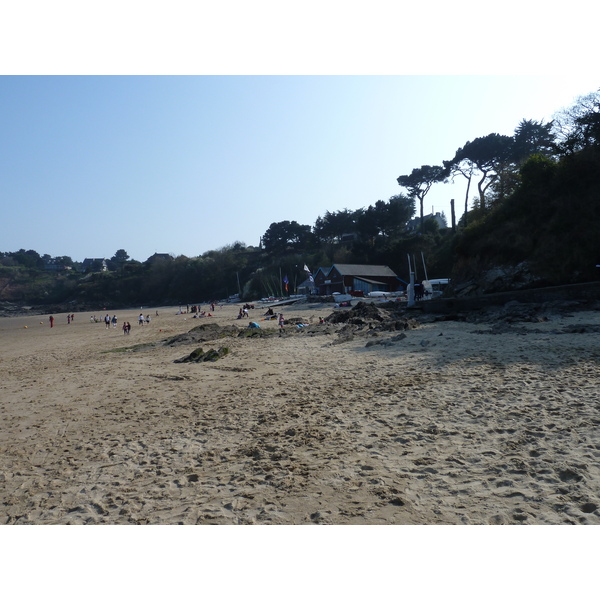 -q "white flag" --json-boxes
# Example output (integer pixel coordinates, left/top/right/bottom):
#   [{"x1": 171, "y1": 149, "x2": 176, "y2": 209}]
[{"x1": 303, "y1": 264, "x2": 311, "y2": 273}]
